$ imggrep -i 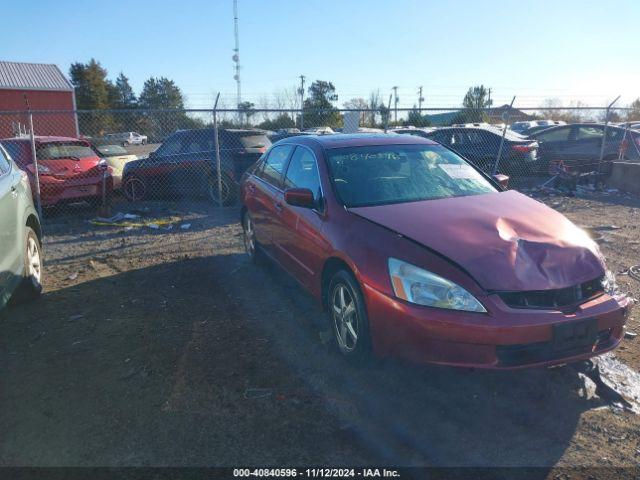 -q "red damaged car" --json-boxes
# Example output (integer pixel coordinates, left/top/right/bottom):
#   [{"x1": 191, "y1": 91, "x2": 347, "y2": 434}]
[
  {"x1": 1, "y1": 136, "x2": 112, "y2": 208},
  {"x1": 240, "y1": 134, "x2": 630, "y2": 369}
]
